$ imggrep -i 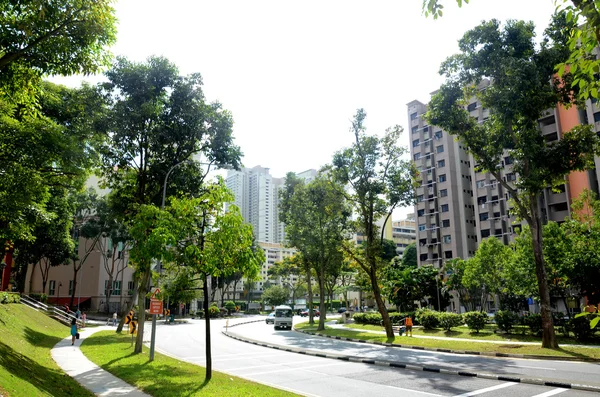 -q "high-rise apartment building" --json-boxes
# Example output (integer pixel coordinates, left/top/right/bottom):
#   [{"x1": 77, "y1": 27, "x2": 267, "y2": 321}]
[{"x1": 408, "y1": 82, "x2": 600, "y2": 270}]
